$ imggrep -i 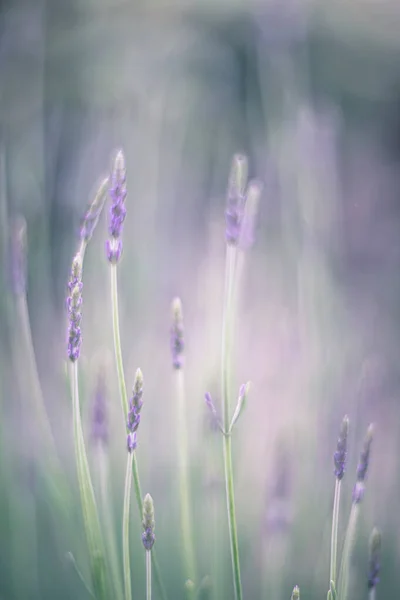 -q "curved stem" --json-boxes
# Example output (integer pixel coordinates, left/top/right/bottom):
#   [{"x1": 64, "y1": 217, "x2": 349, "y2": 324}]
[
  {"x1": 111, "y1": 264, "x2": 129, "y2": 424},
  {"x1": 71, "y1": 360, "x2": 107, "y2": 600},
  {"x1": 338, "y1": 504, "x2": 359, "y2": 600},
  {"x1": 175, "y1": 369, "x2": 197, "y2": 583},
  {"x1": 330, "y1": 479, "x2": 341, "y2": 587},
  {"x1": 123, "y1": 452, "x2": 133, "y2": 600},
  {"x1": 110, "y1": 264, "x2": 168, "y2": 600},
  {"x1": 146, "y1": 551, "x2": 152, "y2": 600},
  {"x1": 221, "y1": 244, "x2": 242, "y2": 600},
  {"x1": 98, "y1": 446, "x2": 124, "y2": 600}
]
